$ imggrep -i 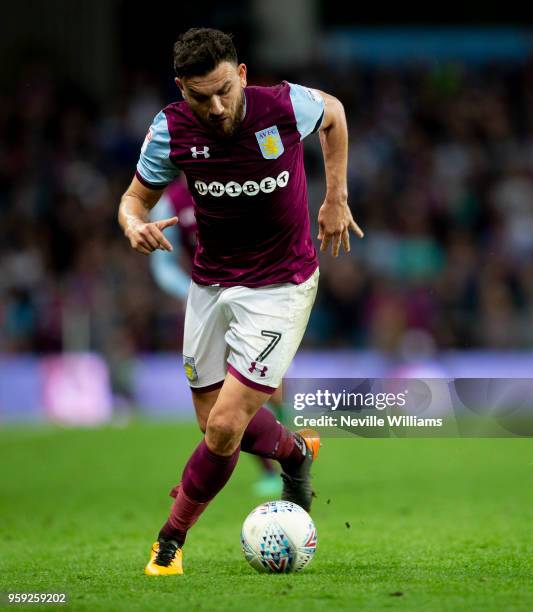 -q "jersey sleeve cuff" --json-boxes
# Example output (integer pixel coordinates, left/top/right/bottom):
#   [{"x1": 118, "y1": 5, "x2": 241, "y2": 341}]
[{"x1": 135, "y1": 170, "x2": 169, "y2": 190}]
